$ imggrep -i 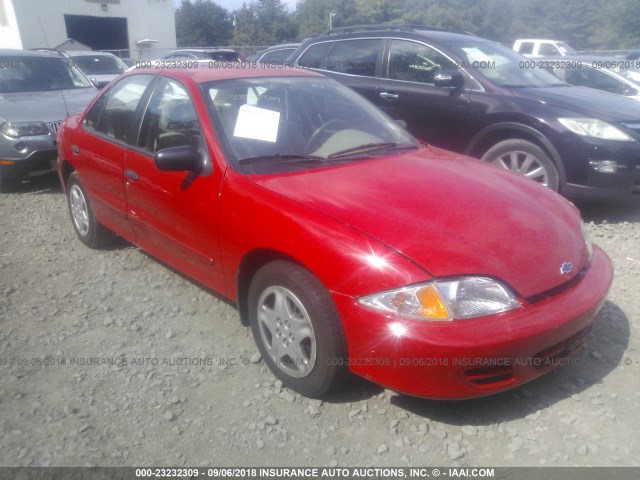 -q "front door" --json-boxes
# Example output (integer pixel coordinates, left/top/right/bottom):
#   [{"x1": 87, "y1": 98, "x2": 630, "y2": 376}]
[{"x1": 123, "y1": 76, "x2": 225, "y2": 292}]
